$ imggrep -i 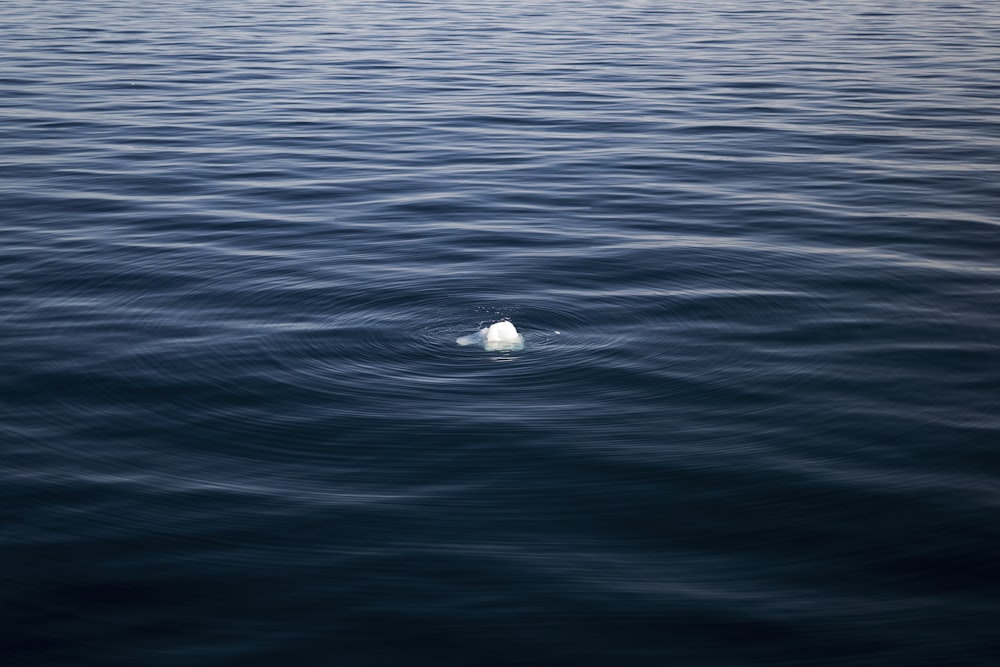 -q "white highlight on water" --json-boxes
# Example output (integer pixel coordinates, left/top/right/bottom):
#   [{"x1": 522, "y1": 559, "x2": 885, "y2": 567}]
[{"x1": 456, "y1": 320, "x2": 525, "y2": 352}]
